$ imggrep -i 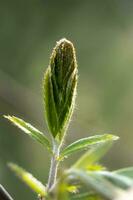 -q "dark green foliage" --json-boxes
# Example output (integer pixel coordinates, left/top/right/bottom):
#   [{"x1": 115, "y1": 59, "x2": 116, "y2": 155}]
[{"x1": 43, "y1": 39, "x2": 78, "y2": 140}]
